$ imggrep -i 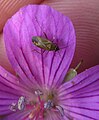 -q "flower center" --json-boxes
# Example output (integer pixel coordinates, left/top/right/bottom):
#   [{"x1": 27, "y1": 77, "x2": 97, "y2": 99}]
[{"x1": 10, "y1": 89, "x2": 64, "y2": 119}]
